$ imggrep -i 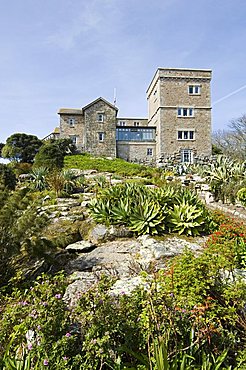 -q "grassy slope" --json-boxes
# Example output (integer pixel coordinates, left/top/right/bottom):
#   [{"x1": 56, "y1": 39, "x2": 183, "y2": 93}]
[{"x1": 64, "y1": 154, "x2": 159, "y2": 177}]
